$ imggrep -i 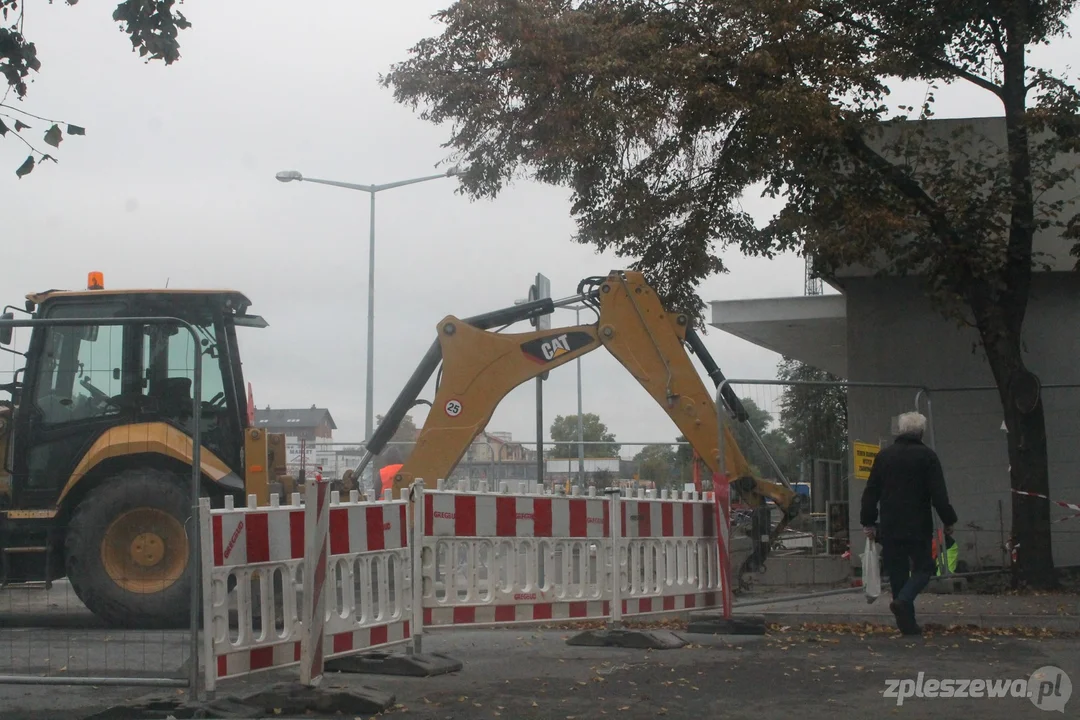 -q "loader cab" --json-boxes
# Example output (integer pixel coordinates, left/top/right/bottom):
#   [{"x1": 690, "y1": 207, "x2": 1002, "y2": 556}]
[{"x1": 0, "y1": 283, "x2": 265, "y2": 511}]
